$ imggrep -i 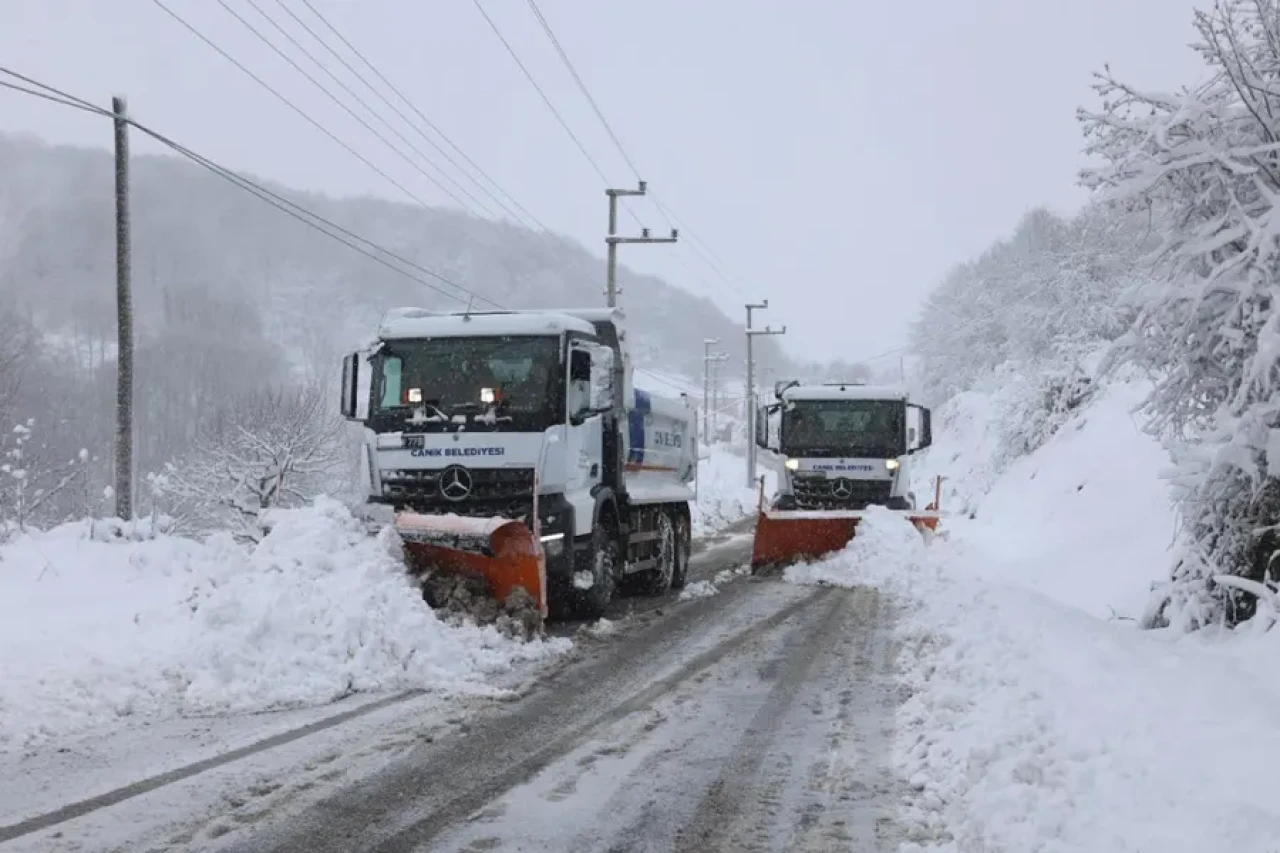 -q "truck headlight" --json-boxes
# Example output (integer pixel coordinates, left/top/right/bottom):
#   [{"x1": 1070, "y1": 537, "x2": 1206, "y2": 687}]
[
  {"x1": 885, "y1": 459, "x2": 900, "y2": 470},
  {"x1": 784, "y1": 458, "x2": 799, "y2": 471}
]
